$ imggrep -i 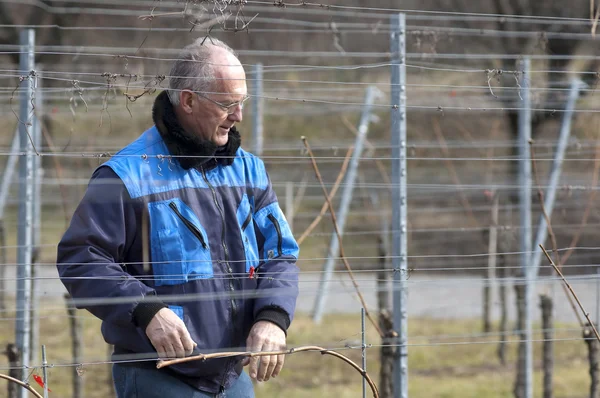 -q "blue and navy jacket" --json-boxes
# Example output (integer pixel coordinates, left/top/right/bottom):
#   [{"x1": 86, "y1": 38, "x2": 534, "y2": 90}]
[{"x1": 57, "y1": 92, "x2": 300, "y2": 393}]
